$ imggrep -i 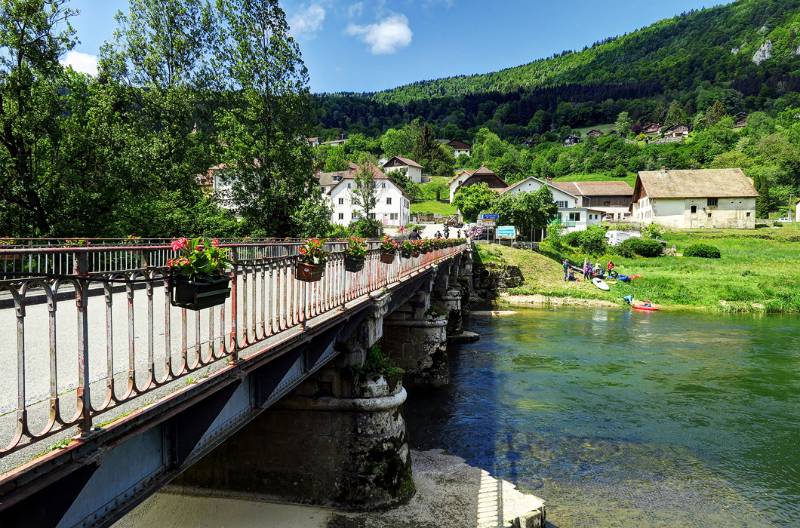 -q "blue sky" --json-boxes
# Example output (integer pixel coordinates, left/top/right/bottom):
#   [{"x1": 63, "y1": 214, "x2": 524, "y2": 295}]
[{"x1": 65, "y1": 0, "x2": 733, "y2": 93}]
